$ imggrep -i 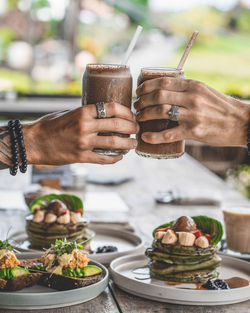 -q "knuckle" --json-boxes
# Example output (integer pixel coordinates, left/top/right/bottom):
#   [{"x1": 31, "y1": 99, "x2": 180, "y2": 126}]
[
  {"x1": 109, "y1": 136, "x2": 119, "y2": 147},
  {"x1": 77, "y1": 136, "x2": 89, "y2": 149},
  {"x1": 192, "y1": 94, "x2": 202, "y2": 107},
  {"x1": 191, "y1": 126, "x2": 204, "y2": 139},
  {"x1": 77, "y1": 121, "x2": 89, "y2": 134},
  {"x1": 79, "y1": 107, "x2": 89, "y2": 120},
  {"x1": 188, "y1": 79, "x2": 206, "y2": 92},
  {"x1": 156, "y1": 105, "x2": 164, "y2": 116},
  {"x1": 160, "y1": 77, "x2": 169, "y2": 89},
  {"x1": 112, "y1": 119, "x2": 121, "y2": 131},
  {"x1": 110, "y1": 102, "x2": 118, "y2": 115},
  {"x1": 163, "y1": 131, "x2": 172, "y2": 141},
  {"x1": 156, "y1": 90, "x2": 165, "y2": 103}
]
